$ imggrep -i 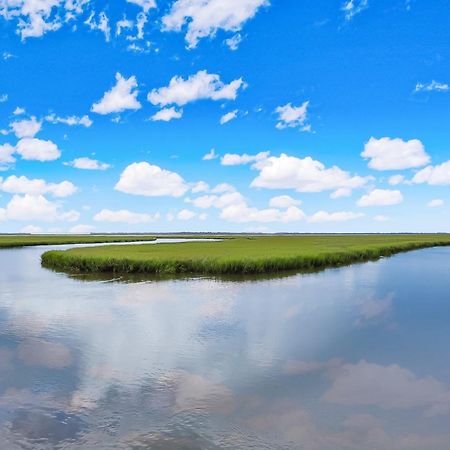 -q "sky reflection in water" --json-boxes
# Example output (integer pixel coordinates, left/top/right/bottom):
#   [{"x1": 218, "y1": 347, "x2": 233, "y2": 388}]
[{"x1": 1, "y1": 245, "x2": 450, "y2": 449}]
